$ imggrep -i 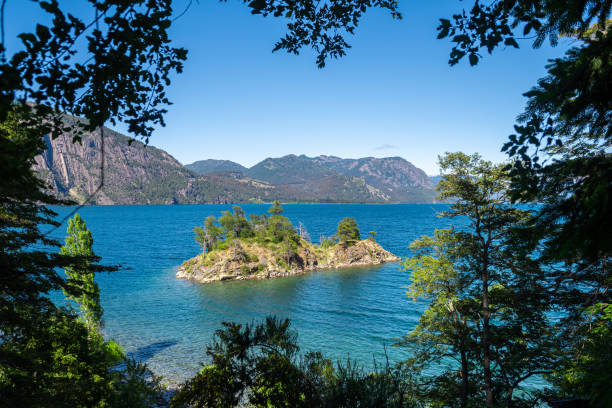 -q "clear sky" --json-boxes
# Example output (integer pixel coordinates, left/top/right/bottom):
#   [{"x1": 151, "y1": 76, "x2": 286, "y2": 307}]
[{"x1": 7, "y1": 1, "x2": 573, "y2": 175}]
